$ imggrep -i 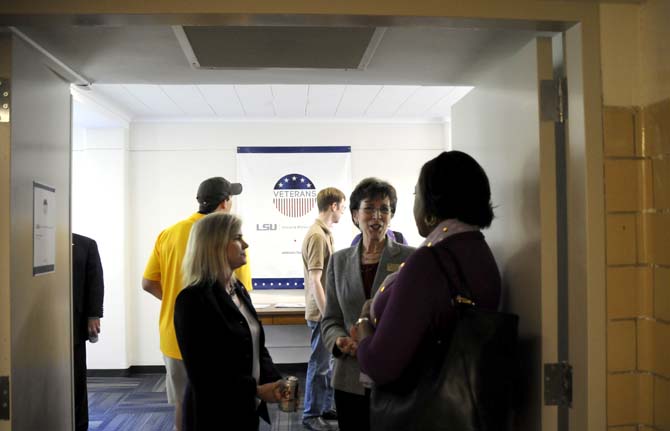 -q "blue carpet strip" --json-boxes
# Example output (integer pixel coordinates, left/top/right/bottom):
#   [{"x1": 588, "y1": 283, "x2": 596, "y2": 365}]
[{"x1": 87, "y1": 369, "x2": 323, "y2": 430}]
